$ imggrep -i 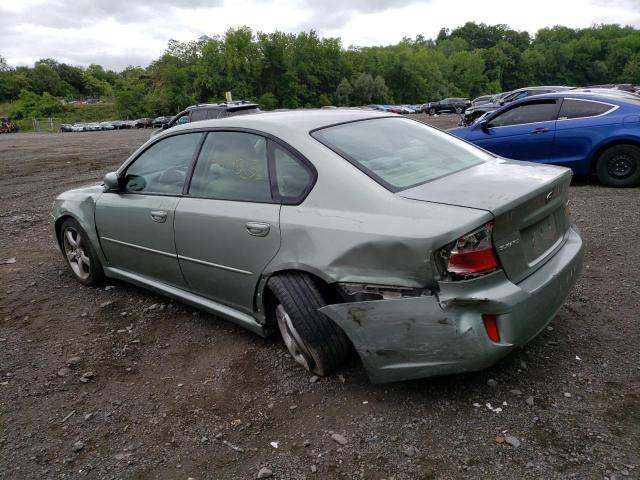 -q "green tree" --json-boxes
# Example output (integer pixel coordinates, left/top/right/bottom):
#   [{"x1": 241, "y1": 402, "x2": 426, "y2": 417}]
[
  {"x1": 335, "y1": 78, "x2": 352, "y2": 106},
  {"x1": 10, "y1": 90, "x2": 63, "y2": 119}
]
